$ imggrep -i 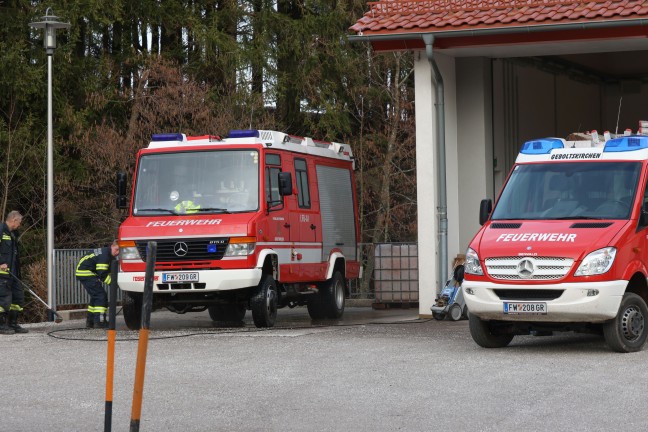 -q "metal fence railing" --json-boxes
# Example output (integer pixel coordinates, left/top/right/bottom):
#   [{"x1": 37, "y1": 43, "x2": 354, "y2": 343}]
[{"x1": 53, "y1": 243, "x2": 419, "y2": 307}]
